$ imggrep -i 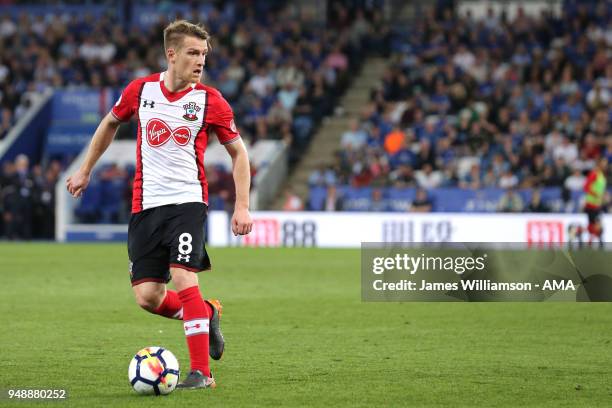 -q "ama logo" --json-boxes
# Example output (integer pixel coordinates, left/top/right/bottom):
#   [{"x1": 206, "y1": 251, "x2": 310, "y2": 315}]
[{"x1": 146, "y1": 119, "x2": 192, "y2": 147}]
